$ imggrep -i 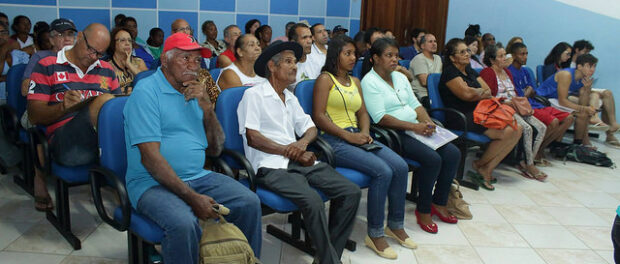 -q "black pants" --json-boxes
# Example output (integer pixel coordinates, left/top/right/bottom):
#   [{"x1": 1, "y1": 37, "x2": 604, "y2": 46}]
[
  {"x1": 257, "y1": 162, "x2": 361, "y2": 264},
  {"x1": 613, "y1": 215, "x2": 620, "y2": 264},
  {"x1": 50, "y1": 107, "x2": 98, "y2": 167}
]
